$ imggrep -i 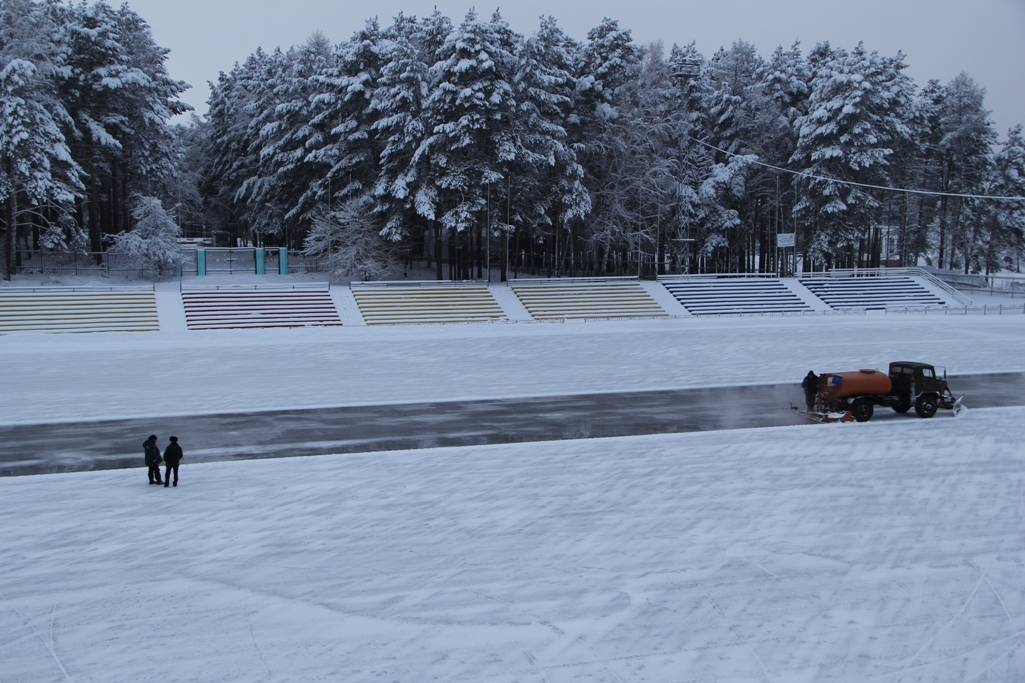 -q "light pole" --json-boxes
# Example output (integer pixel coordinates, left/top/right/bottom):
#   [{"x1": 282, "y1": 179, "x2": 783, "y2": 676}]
[{"x1": 671, "y1": 238, "x2": 695, "y2": 275}]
